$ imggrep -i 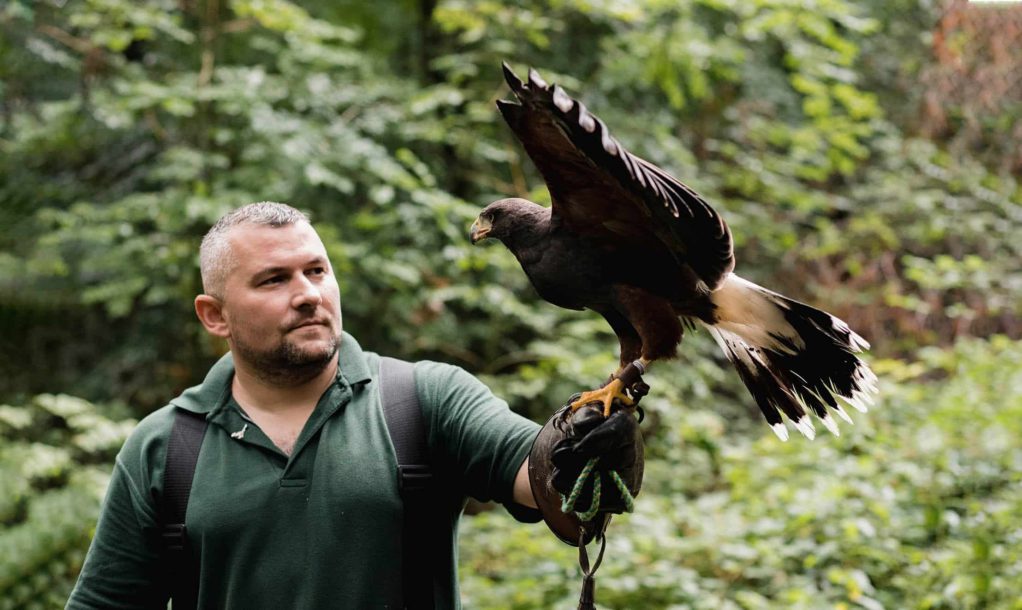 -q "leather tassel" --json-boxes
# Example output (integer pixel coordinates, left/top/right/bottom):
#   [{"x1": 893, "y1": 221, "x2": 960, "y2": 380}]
[
  {"x1": 577, "y1": 574, "x2": 596, "y2": 610},
  {"x1": 575, "y1": 527, "x2": 608, "y2": 610}
]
